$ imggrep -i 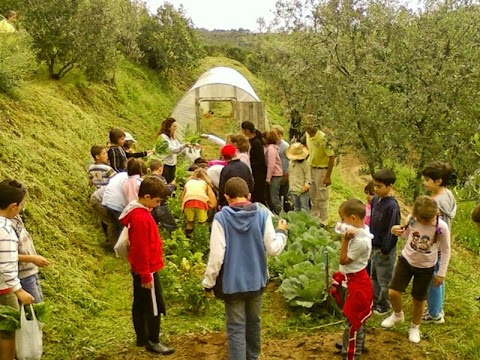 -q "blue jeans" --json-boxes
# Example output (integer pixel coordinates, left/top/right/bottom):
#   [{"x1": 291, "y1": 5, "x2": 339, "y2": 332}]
[
  {"x1": 20, "y1": 274, "x2": 43, "y2": 303},
  {"x1": 427, "y1": 256, "x2": 444, "y2": 317},
  {"x1": 290, "y1": 191, "x2": 310, "y2": 212},
  {"x1": 371, "y1": 247, "x2": 396, "y2": 312},
  {"x1": 268, "y1": 176, "x2": 282, "y2": 215},
  {"x1": 225, "y1": 295, "x2": 262, "y2": 360}
]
